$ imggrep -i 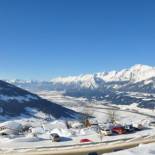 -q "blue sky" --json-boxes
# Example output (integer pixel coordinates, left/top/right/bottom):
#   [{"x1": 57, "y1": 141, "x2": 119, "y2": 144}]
[{"x1": 0, "y1": 0, "x2": 155, "y2": 80}]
